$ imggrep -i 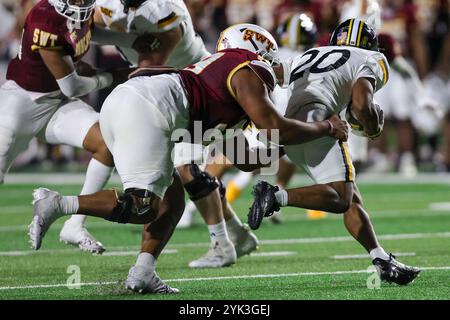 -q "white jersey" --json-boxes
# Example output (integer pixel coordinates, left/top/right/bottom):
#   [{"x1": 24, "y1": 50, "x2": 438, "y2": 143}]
[
  {"x1": 270, "y1": 46, "x2": 302, "y2": 115},
  {"x1": 95, "y1": 0, "x2": 209, "y2": 68},
  {"x1": 287, "y1": 46, "x2": 389, "y2": 116}
]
